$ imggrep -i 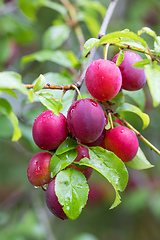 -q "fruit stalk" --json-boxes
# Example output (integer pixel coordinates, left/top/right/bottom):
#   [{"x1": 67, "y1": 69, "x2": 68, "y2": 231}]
[
  {"x1": 115, "y1": 113, "x2": 160, "y2": 156},
  {"x1": 103, "y1": 101, "x2": 160, "y2": 156}
]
